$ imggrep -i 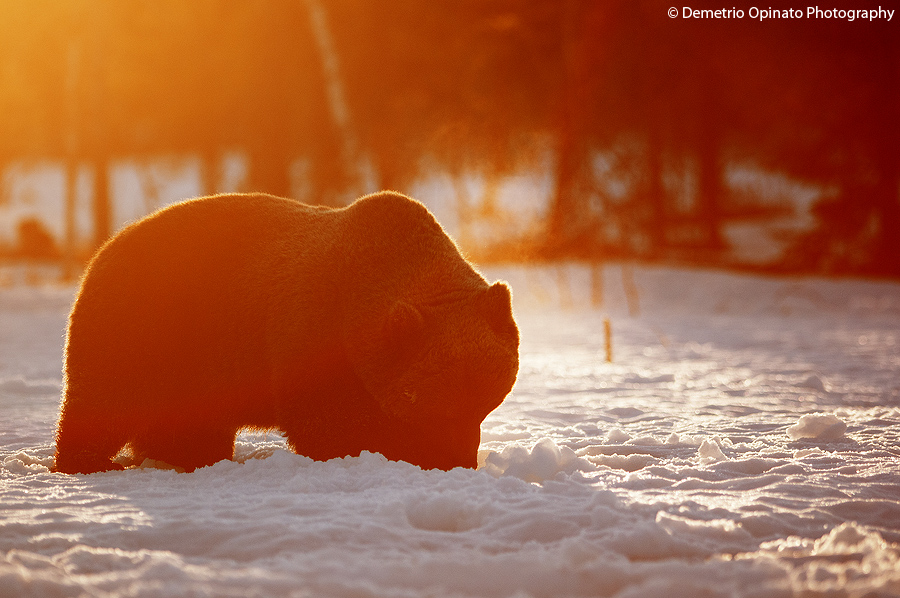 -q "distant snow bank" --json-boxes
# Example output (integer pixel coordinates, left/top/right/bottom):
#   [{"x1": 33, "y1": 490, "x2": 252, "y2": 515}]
[{"x1": 486, "y1": 262, "x2": 900, "y2": 318}]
